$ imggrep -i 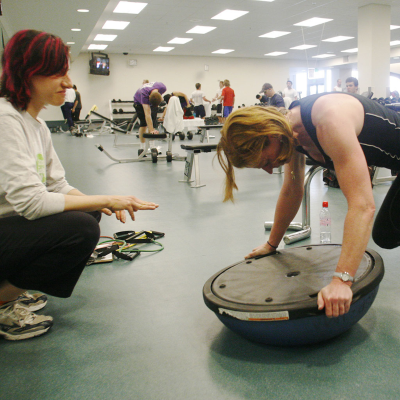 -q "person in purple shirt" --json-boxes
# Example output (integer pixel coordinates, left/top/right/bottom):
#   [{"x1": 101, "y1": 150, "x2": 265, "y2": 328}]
[{"x1": 134, "y1": 82, "x2": 166, "y2": 146}]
